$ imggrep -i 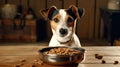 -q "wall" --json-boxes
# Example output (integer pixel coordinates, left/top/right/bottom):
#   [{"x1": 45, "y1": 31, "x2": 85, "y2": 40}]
[
  {"x1": 0, "y1": 0, "x2": 109, "y2": 40},
  {"x1": 2, "y1": 0, "x2": 46, "y2": 18},
  {"x1": 95, "y1": 0, "x2": 109, "y2": 39}
]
